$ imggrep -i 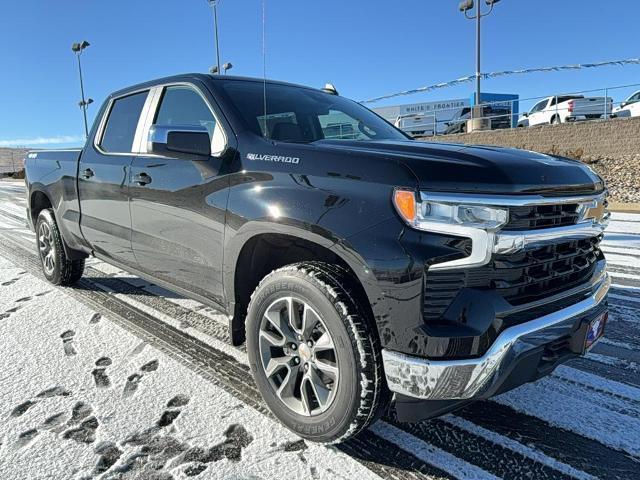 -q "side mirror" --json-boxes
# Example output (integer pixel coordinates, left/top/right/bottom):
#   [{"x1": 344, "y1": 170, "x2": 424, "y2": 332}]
[
  {"x1": 620, "y1": 102, "x2": 627, "y2": 108},
  {"x1": 148, "y1": 125, "x2": 211, "y2": 161},
  {"x1": 522, "y1": 112, "x2": 529, "y2": 118}
]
